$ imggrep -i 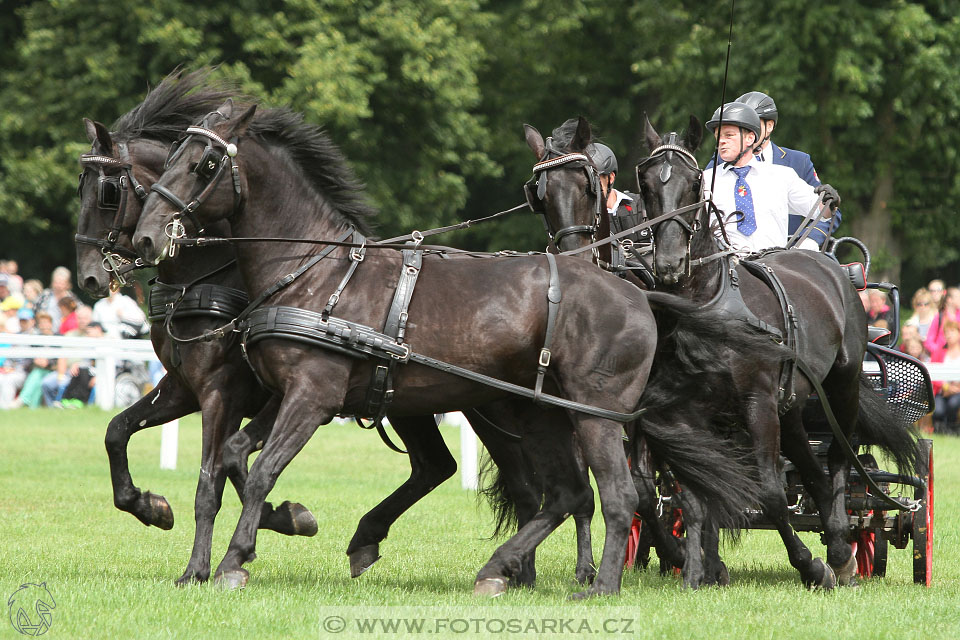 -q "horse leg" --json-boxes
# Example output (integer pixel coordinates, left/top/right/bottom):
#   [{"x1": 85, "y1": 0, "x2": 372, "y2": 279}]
[
  {"x1": 346, "y1": 415, "x2": 457, "y2": 578},
  {"x1": 466, "y1": 406, "x2": 542, "y2": 588},
  {"x1": 176, "y1": 397, "x2": 249, "y2": 585},
  {"x1": 221, "y1": 395, "x2": 318, "y2": 537},
  {"x1": 569, "y1": 429, "x2": 597, "y2": 585},
  {"x1": 474, "y1": 416, "x2": 590, "y2": 596},
  {"x1": 822, "y1": 370, "x2": 862, "y2": 586},
  {"x1": 678, "y1": 487, "x2": 707, "y2": 589},
  {"x1": 630, "y1": 433, "x2": 685, "y2": 572},
  {"x1": 104, "y1": 375, "x2": 197, "y2": 530},
  {"x1": 750, "y1": 404, "x2": 836, "y2": 590},
  {"x1": 700, "y1": 510, "x2": 729, "y2": 586},
  {"x1": 214, "y1": 388, "x2": 333, "y2": 589},
  {"x1": 568, "y1": 417, "x2": 638, "y2": 599}
]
